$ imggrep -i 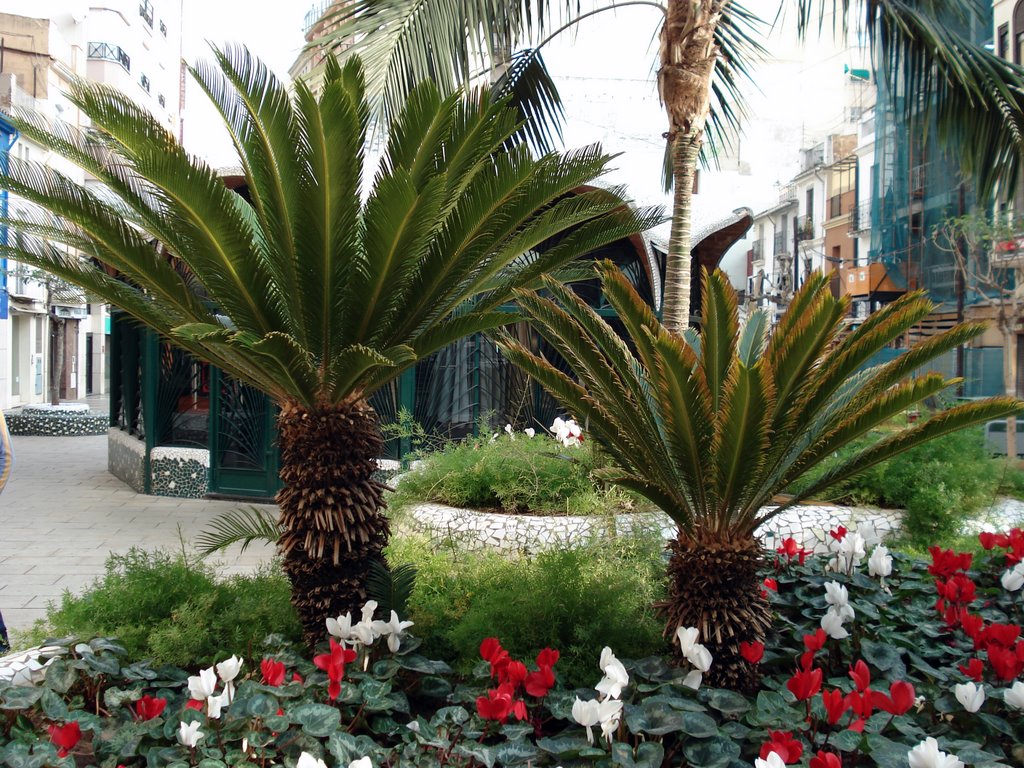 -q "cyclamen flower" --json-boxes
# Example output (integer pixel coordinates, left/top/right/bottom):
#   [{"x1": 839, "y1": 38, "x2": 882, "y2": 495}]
[
  {"x1": 297, "y1": 752, "x2": 328, "y2": 768},
  {"x1": 371, "y1": 610, "x2": 415, "y2": 653},
  {"x1": 135, "y1": 695, "x2": 167, "y2": 721},
  {"x1": 524, "y1": 428, "x2": 535, "y2": 438},
  {"x1": 1000, "y1": 562, "x2": 1024, "y2": 592},
  {"x1": 504, "y1": 423, "x2": 515, "y2": 439},
  {"x1": 823, "y1": 582, "x2": 855, "y2": 620},
  {"x1": 326, "y1": 612, "x2": 356, "y2": 643},
  {"x1": 215, "y1": 655, "x2": 243, "y2": 684},
  {"x1": 953, "y1": 682, "x2": 985, "y2": 713},
  {"x1": 596, "y1": 647, "x2": 629, "y2": 699},
  {"x1": 48, "y1": 722, "x2": 82, "y2": 757},
  {"x1": 1005, "y1": 680, "x2": 1024, "y2": 710},
  {"x1": 550, "y1": 417, "x2": 583, "y2": 447},
  {"x1": 868, "y1": 545, "x2": 893, "y2": 580},
  {"x1": 809, "y1": 751, "x2": 842, "y2": 768},
  {"x1": 187, "y1": 667, "x2": 217, "y2": 701},
  {"x1": 261, "y1": 658, "x2": 286, "y2": 687},
  {"x1": 740, "y1": 641, "x2": 764, "y2": 664},
  {"x1": 572, "y1": 697, "x2": 622, "y2": 745},
  {"x1": 313, "y1": 638, "x2": 357, "y2": 701},
  {"x1": 675, "y1": 627, "x2": 713, "y2": 672},
  {"x1": 754, "y1": 754, "x2": 787, "y2": 768},
  {"x1": 177, "y1": 720, "x2": 205, "y2": 749},
  {"x1": 907, "y1": 737, "x2": 964, "y2": 768},
  {"x1": 820, "y1": 609, "x2": 850, "y2": 639},
  {"x1": 759, "y1": 731, "x2": 803, "y2": 764}
]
